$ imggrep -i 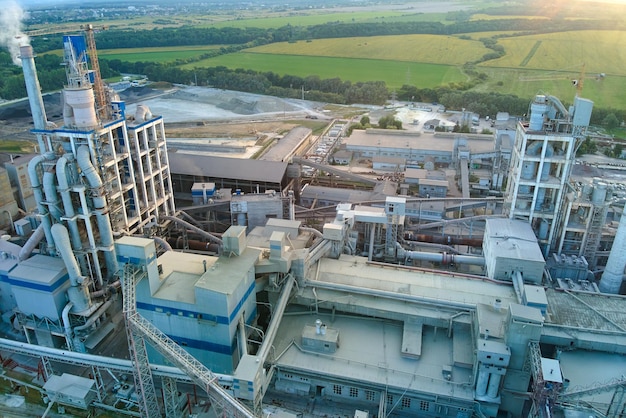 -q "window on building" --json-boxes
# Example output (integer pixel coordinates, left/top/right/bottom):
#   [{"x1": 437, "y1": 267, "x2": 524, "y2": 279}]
[
  {"x1": 333, "y1": 385, "x2": 342, "y2": 395},
  {"x1": 402, "y1": 397, "x2": 411, "y2": 409},
  {"x1": 387, "y1": 394, "x2": 393, "y2": 405},
  {"x1": 420, "y1": 400, "x2": 430, "y2": 411},
  {"x1": 365, "y1": 390, "x2": 375, "y2": 401},
  {"x1": 349, "y1": 387, "x2": 358, "y2": 398}
]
